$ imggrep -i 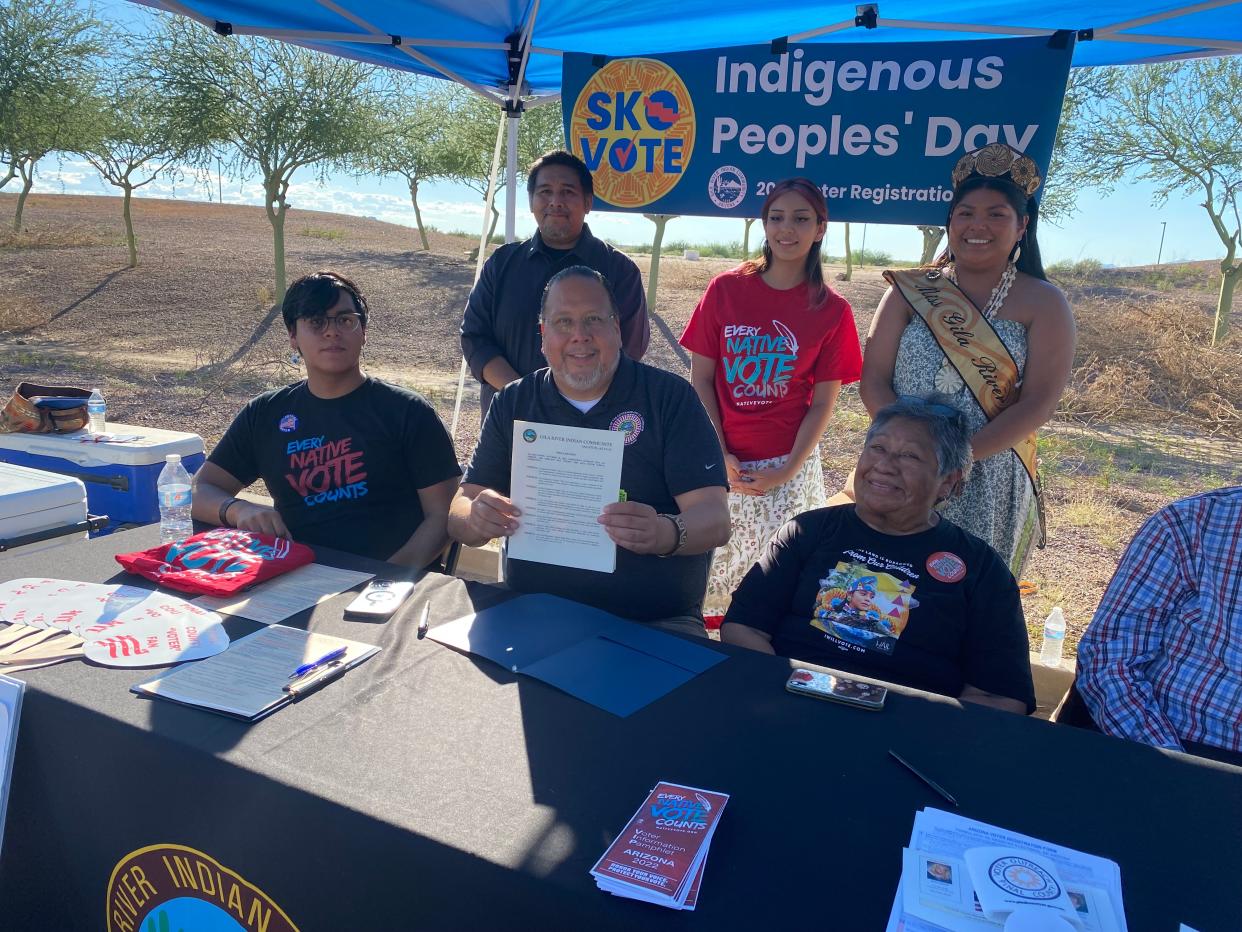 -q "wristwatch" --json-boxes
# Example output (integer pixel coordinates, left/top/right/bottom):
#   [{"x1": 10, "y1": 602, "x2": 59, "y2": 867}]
[
  {"x1": 657, "y1": 513, "x2": 688, "y2": 558},
  {"x1": 218, "y1": 497, "x2": 241, "y2": 527}
]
